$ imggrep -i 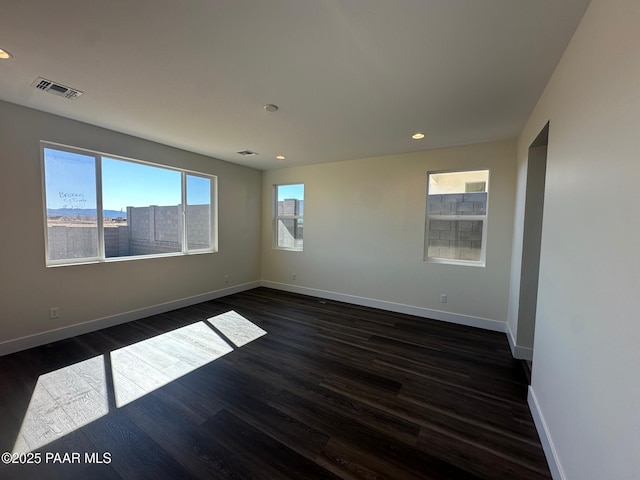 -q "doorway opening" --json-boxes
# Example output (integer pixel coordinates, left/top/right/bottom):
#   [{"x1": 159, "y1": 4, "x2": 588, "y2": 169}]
[{"x1": 518, "y1": 122, "x2": 549, "y2": 381}]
